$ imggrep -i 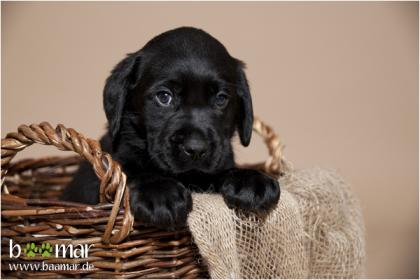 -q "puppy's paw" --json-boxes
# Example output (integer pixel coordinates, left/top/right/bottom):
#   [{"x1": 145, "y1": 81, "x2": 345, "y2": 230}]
[
  {"x1": 220, "y1": 169, "x2": 280, "y2": 214},
  {"x1": 129, "y1": 178, "x2": 192, "y2": 230}
]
